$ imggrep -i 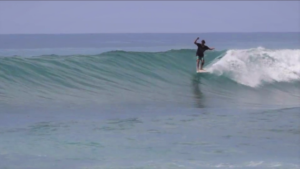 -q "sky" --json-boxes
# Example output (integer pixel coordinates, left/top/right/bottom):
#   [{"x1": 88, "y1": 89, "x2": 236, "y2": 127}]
[{"x1": 0, "y1": 1, "x2": 299, "y2": 34}]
